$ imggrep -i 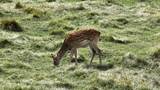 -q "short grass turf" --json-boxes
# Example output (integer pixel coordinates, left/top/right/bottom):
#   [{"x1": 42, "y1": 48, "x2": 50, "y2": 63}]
[{"x1": 0, "y1": 0, "x2": 160, "y2": 90}]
